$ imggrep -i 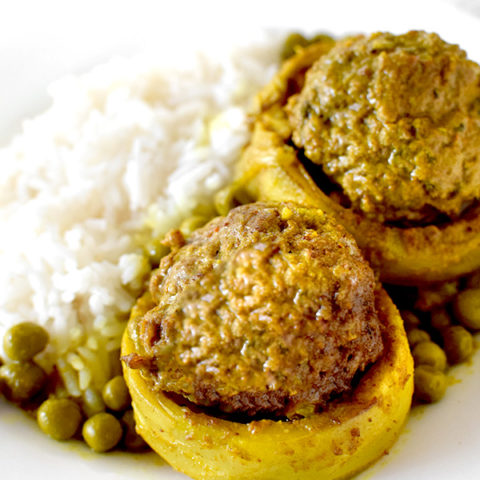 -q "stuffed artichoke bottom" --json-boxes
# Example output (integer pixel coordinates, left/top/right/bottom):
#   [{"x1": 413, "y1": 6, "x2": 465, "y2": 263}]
[
  {"x1": 122, "y1": 203, "x2": 413, "y2": 480},
  {"x1": 236, "y1": 31, "x2": 480, "y2": 285}
]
